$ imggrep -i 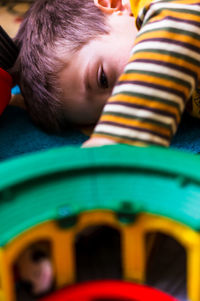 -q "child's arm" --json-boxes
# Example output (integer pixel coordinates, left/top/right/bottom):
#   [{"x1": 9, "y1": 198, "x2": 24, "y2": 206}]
[{"x1": 86, "y1": 0, "x2": 200, "y2": 147}]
